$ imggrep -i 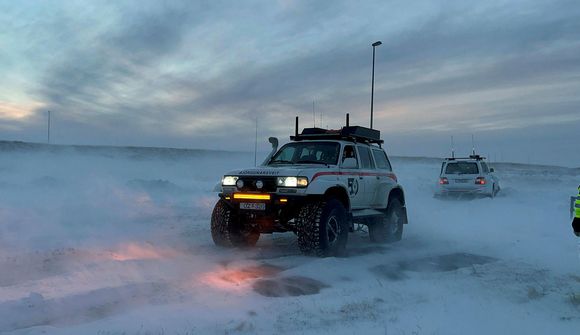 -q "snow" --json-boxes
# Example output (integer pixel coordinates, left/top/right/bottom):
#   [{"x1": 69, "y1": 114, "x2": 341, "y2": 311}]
[{"x1": 1, "y1": 144, "x2": 579, "y2": 334}]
